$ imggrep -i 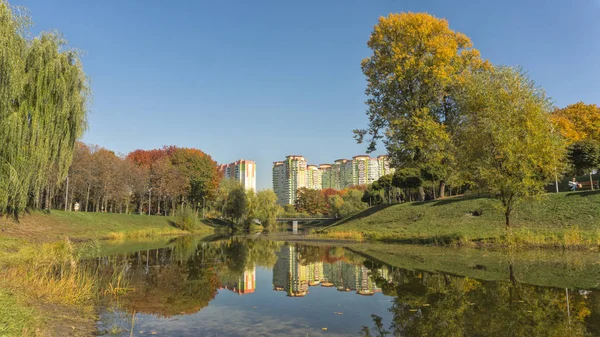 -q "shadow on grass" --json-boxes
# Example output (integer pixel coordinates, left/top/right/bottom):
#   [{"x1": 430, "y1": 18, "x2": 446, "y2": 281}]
[
  {"x1": 201, "y1": 218, "x2": 234, "y2": 228},
  {"x1": 415, "y1": 193, "x2": 491, "y2": 207},
  {"x1": 565, "y1": 190, "x2": 600, "y2": 198},
  {"x1": 320, "y1": 204, "x2": 396, "y2": 231}
]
